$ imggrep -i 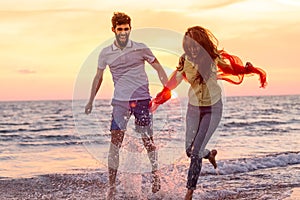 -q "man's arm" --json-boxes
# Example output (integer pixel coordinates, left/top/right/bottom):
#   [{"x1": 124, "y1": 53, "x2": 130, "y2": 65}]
[
  {"x1": 85, "y1": 68, "x2": 104, "y2": 114},
  {"x1": 150, "y1": 58, "x2": 168, "y2": 86},
  {"x1": 149, "y1": 59, "x2": 185, "y2": 112}
]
